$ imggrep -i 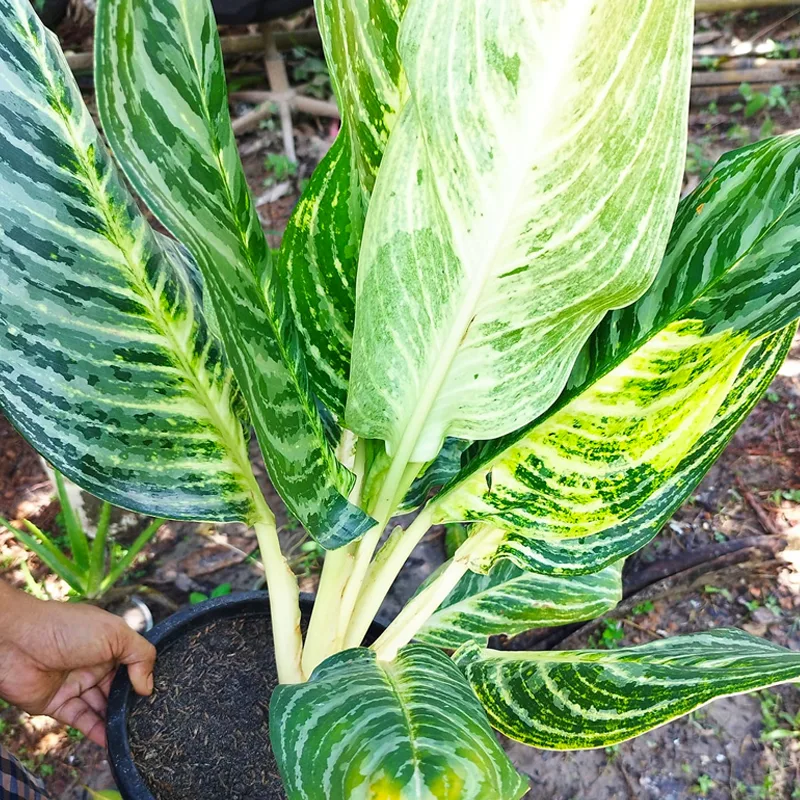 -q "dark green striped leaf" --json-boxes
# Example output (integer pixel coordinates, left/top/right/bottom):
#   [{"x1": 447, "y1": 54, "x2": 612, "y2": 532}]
[
  {"x1": 456, "y1": 629, "x2": 800, "y2": 750},
  {"x1": 280, "y1": 0, "x2": 409, "y2": 415},
  {"x1": 416, "y1": 559, "x2": 622, "y2": 649},
  {"x1": 0, "y1": 0, "x2": 256, "y2": 522},
  {"x1": 95, "y1": 0, "x2": 372, "y2": 546},
  {"x1": 431, "y1": 135, "x2": 800, "y2": 564},
  {"x1": 271, "y1": 644, "x2": 528, "y2": 800}
]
